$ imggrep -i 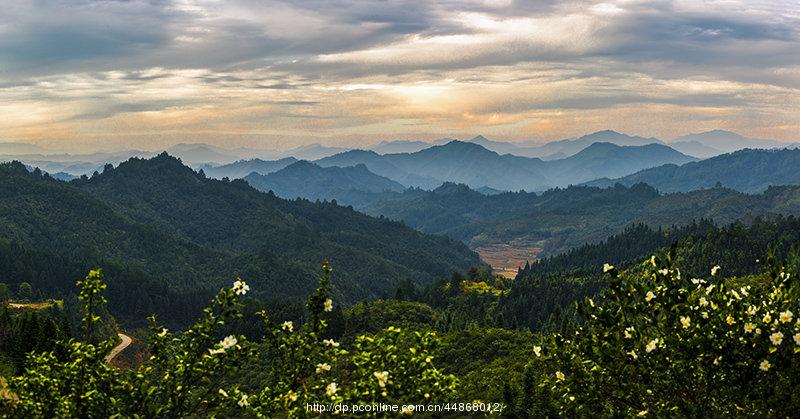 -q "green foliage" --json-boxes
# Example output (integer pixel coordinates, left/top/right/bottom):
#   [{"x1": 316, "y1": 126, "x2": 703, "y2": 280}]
[
  {"x1": 0, "y1": 156, "x2": 480, "y2": 327},
  {"x1": 16, "y1": 283, "x2": 32, "y2": 301},
  {"x1": 3, "y1": 265, "x2": 458, "y2": 417},
  {"x1": 344, "y1": 300, "x2": 437, "y2": 337},
  {"x1": 0, "y1": 283, "x2": 8, "y2": 303},
  {"x1": 527, "y1": 249, "x2": 800, "y2": 416}
]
